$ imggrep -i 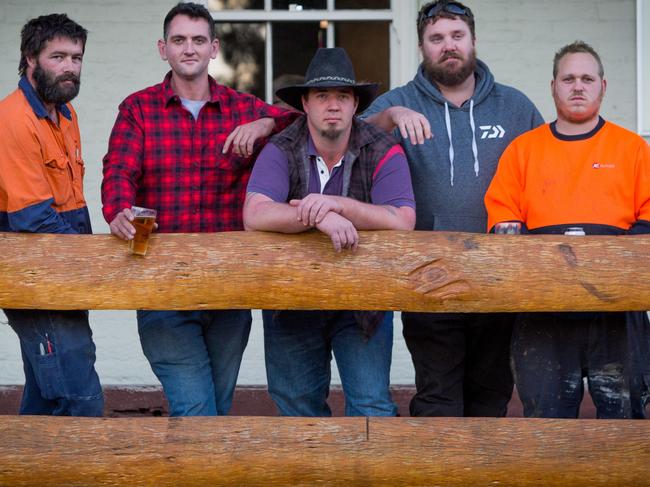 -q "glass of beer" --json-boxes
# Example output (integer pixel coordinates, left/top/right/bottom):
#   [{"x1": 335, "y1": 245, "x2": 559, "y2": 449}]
[{"x1": 129, "y1": 206, "x2": 157, "y2": 256}]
